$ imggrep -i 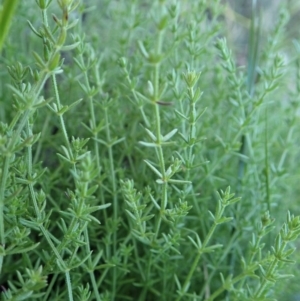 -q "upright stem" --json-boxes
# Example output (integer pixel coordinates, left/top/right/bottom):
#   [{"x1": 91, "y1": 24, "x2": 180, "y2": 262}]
[
  {"x1": 52, "y1": 74, "x2": 73, "y2": 159},
  {"x1": 84, "y1": 227, "x2": 101, "y2": 301},
  {"x1": 153, "y1": 29, "x2": 168, "y2": 239},
  {"x1": 254, "y1": 241, "x2": 286, "y2": 298},
  {"x1": 103, "y1": 106, "x2": 118, "y2": 298},
  {"x1": 25, "y1": 121, "x2": 74, "y2": 301},
  {"x1": 0, "y1": 71, "x2": 48, "y2": 274},
  {"x1": 176, "y1": 221, "x2": 220, "y2": 301}
]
